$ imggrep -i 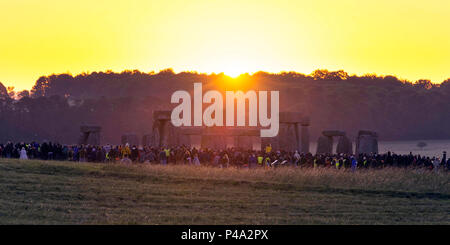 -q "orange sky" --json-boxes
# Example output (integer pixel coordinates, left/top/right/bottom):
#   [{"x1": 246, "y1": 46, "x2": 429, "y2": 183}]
[{"x1": 1, "y1": 0, "x2": 450, "y2": 91}]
